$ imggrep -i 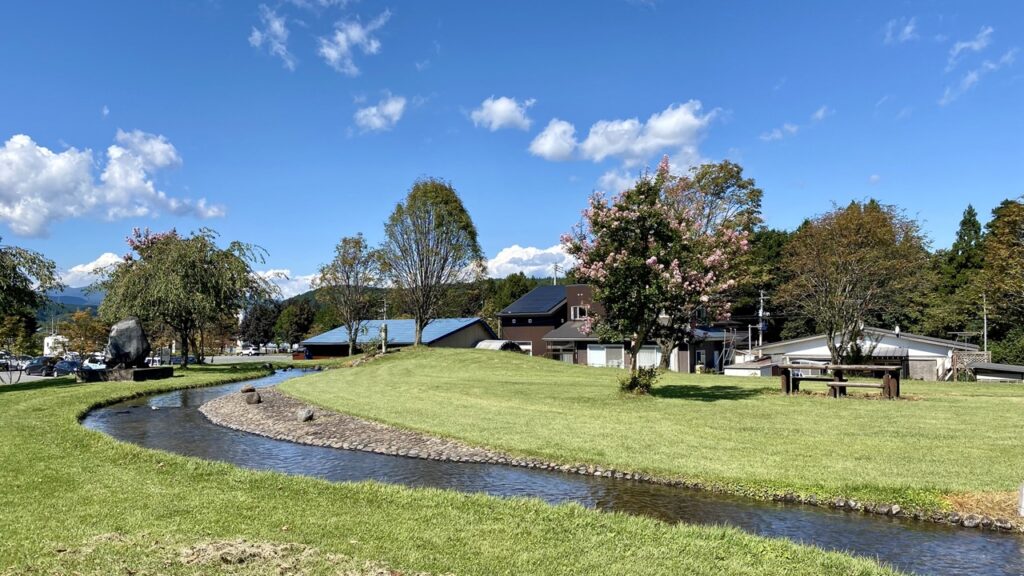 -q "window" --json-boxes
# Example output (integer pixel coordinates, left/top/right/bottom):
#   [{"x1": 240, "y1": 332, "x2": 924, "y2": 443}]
[
  {"x1": 570, "y1": 306, "x2": 589, "y2": 320},
  {"x1": 696, "y1": 350, "x2": 706, "y2": 367}
]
